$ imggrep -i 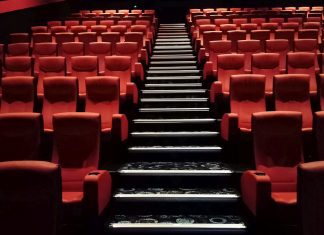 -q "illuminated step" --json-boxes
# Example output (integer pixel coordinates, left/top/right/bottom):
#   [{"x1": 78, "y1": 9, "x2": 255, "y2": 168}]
[{"x1": 131, "y1": 131, "x2": 218, "y2": 138}]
